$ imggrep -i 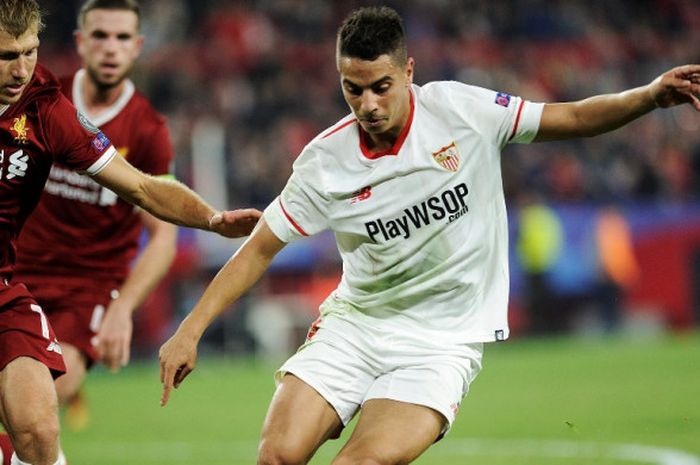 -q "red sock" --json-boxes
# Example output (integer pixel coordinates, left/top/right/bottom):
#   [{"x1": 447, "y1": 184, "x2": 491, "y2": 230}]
[{"x1": 0, "y1": 433, "x2": 13, "y2": 465}]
